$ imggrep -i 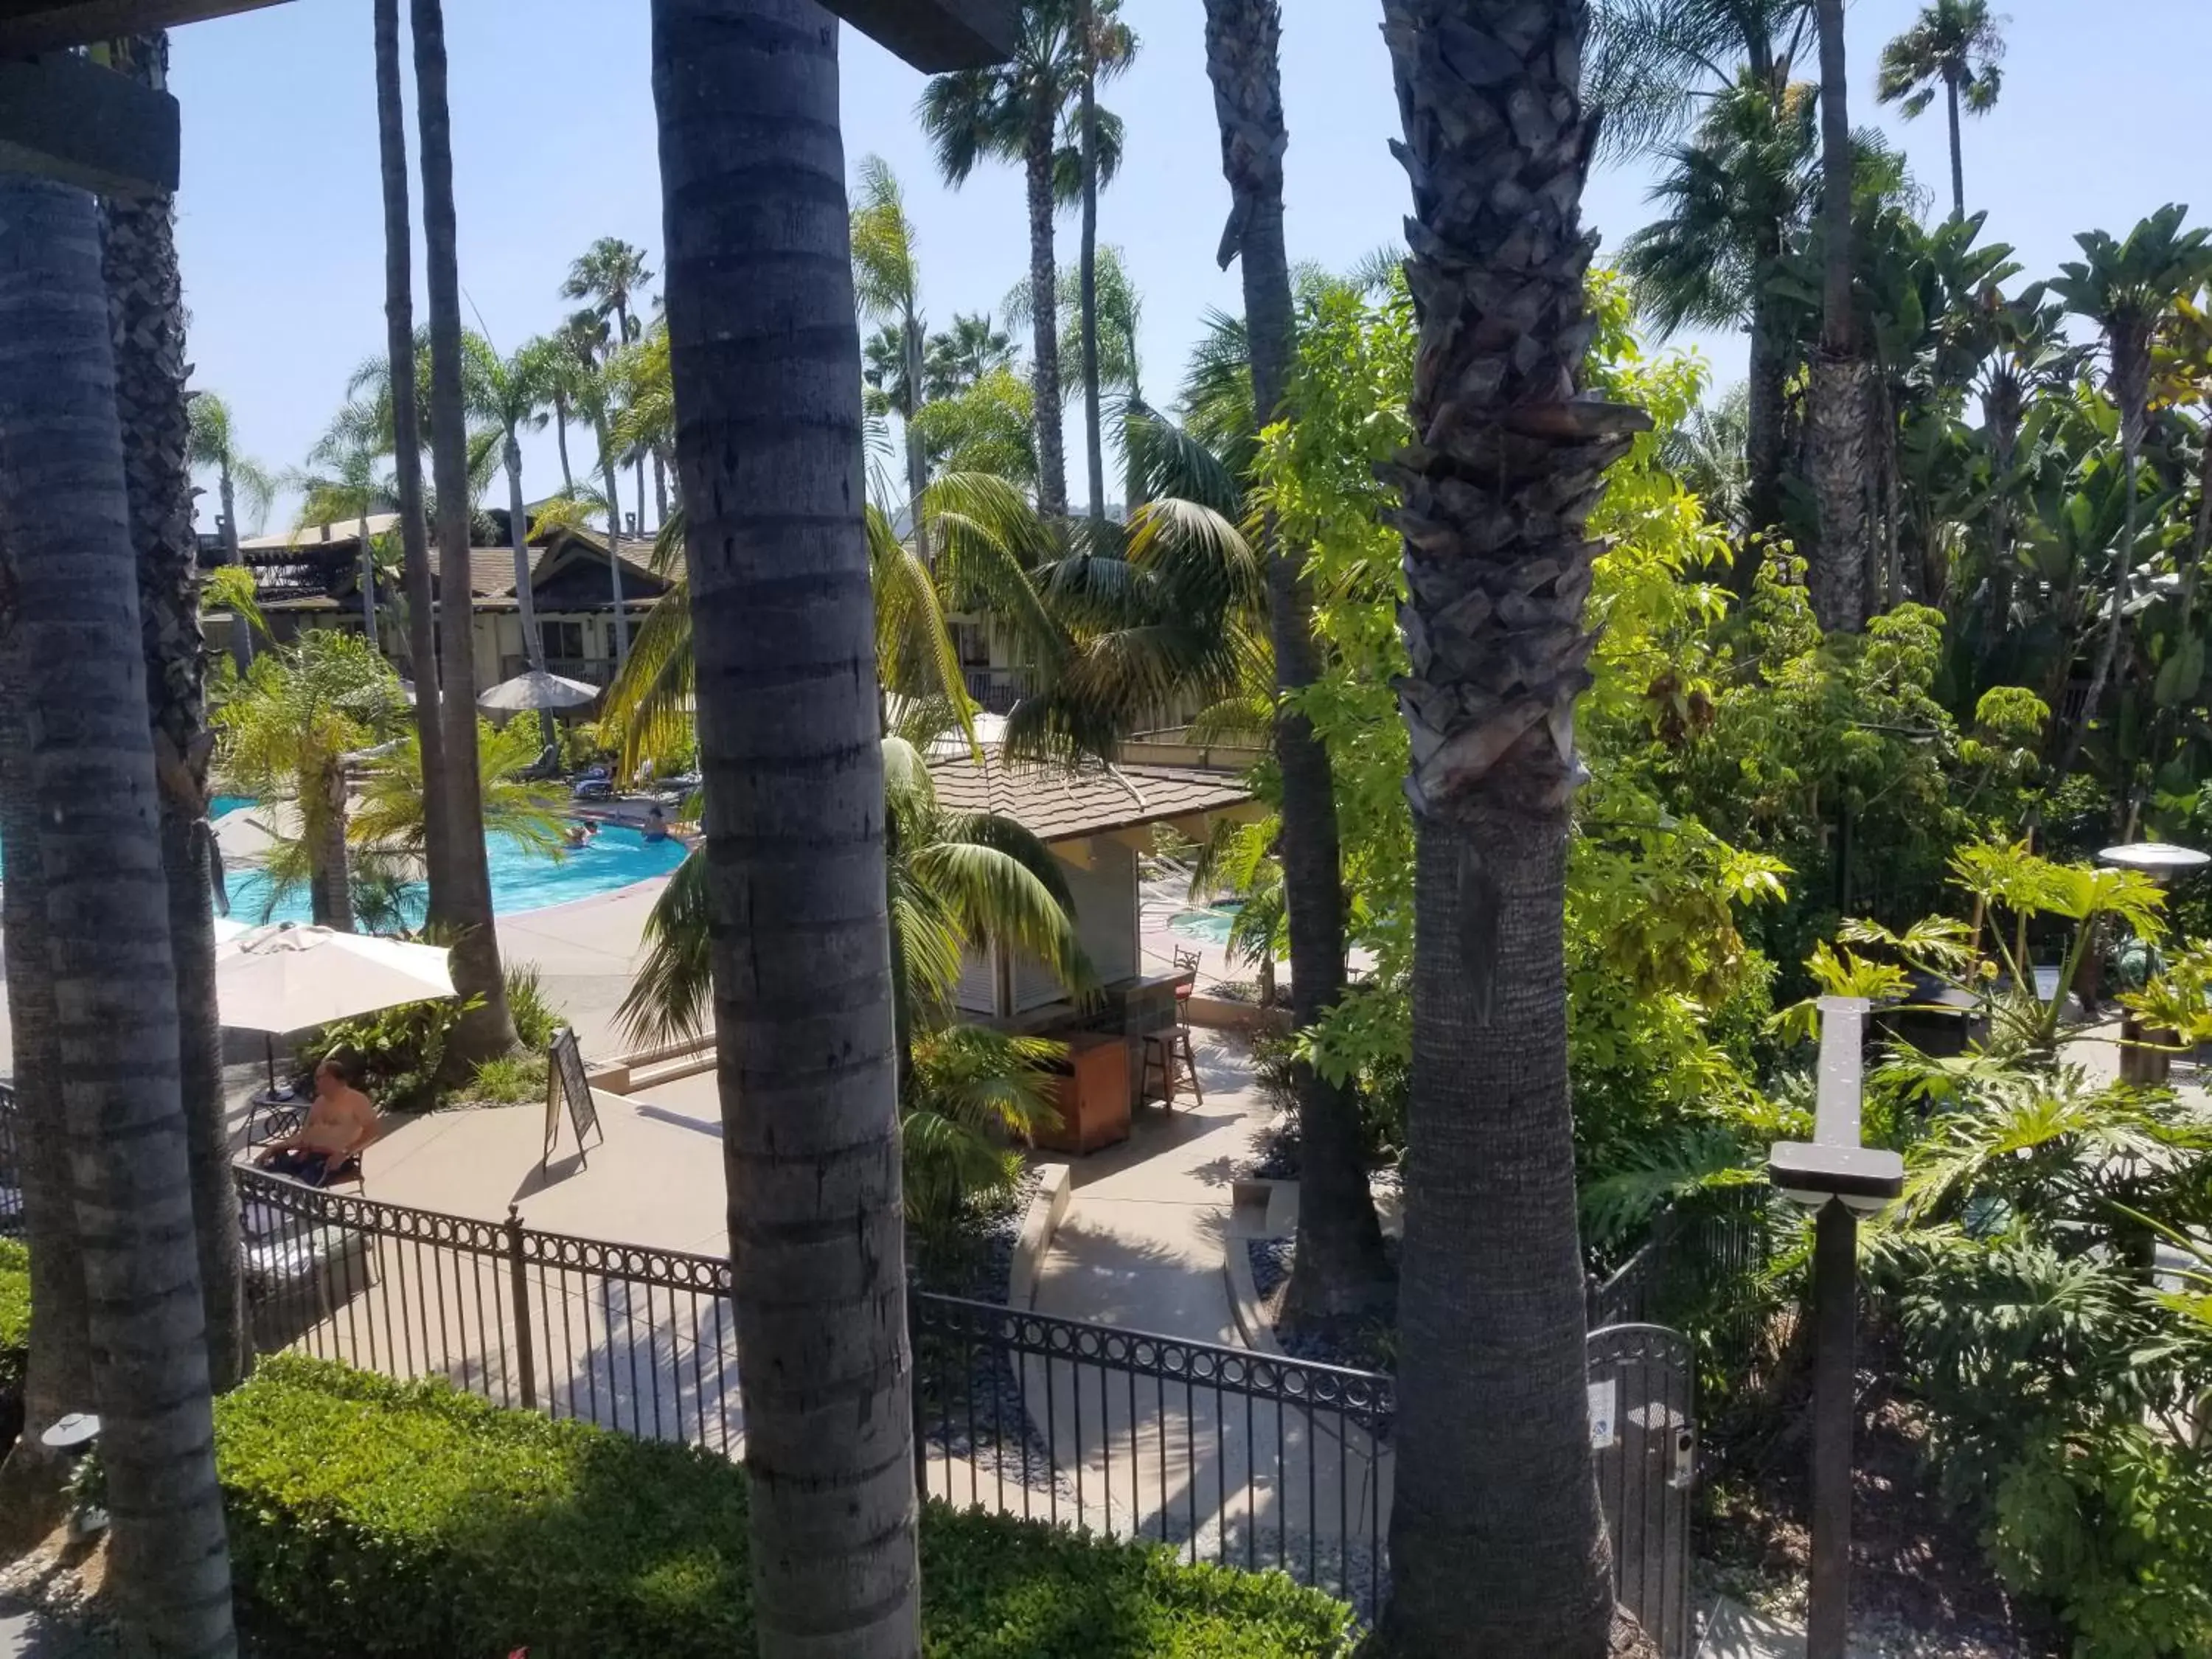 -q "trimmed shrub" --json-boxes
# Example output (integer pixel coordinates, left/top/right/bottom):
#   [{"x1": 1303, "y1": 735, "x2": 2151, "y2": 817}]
[
  {"x1": 0, "y1": 1237, "x2": 28, "y2": 1458},
  {"x1": 215, "y1": 1356, "x2": 1353, "y2": 1659}
]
